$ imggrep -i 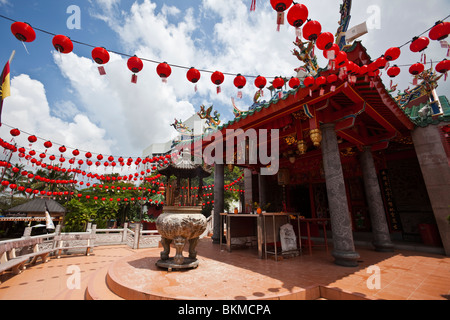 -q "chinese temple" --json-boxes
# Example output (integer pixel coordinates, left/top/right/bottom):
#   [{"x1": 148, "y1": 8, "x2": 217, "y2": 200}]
[{"x1": 180, "y1": 41, "x2": 450, "y2": 267}]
